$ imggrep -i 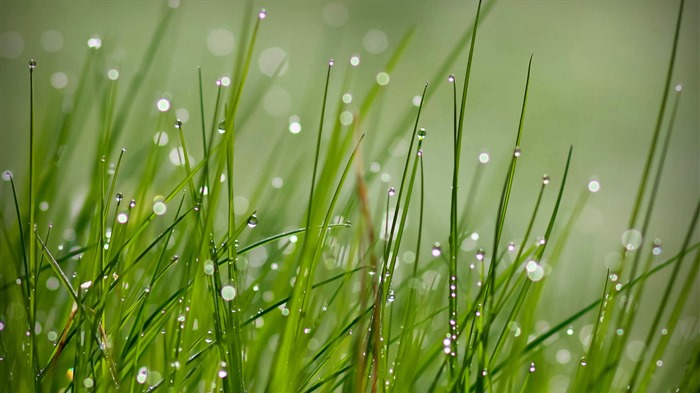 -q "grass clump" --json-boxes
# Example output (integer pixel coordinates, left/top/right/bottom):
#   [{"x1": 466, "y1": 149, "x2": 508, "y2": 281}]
[{"x1": 0, "y1": 0, "x2": 698, "y2": 392}]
